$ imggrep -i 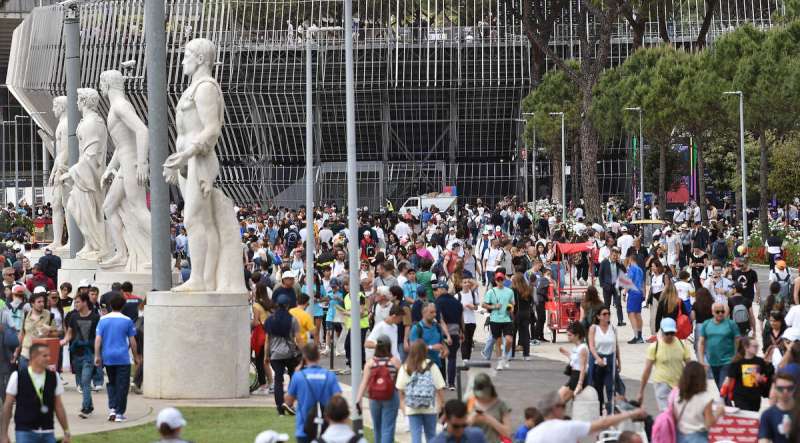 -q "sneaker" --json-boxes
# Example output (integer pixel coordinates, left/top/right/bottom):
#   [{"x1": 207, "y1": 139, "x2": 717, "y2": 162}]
[
  {"x1": 79, "y1": 409, "x2": 92, "y2": 419},
  {"x1": 531, "y1": 339, "x2": 541, "y2": 346},
  {"x1": 76, "y1": 385, "x2": 83, "y2": 395},
  {"x1": 503, "y1": 360, "x2": 511, "y2": 369},
  {"x1": 617, "y1": 322, "x2": 627, "y2": 327},
  {"x1": 523, "y1": 356, "x2": 531, "y2": 361},
  {"x1": 337, "y1": 368, "x2": 351, "y2": 375},
  {"x1": 282, "y1": 403, "x2": 296, "y2": 416},
  {"x1": 268, "y1": 384, "x2": 275, "y2": 394},
  {"x1": 108, "y1": 410, "x2": 116, "y2": 422},
  {"x1": 114, "y1": 414, "x2": 127, "y2": 422},
  {"x1": 627, "y1": 338, "x2": 638, "y2": 344},
  {"x1": 92, "y1": 384, "x2": 102, "y2": 392},
  {"x1": 335, "y1": 351, "x2": 346, "y2": 357},
  {"x1": 448, "y1": 385, "x2": 456, "y2": 391},
  {"x1": 636, "y1": 337, "x2": 645, "y2": 344},
  {"x1": 131, "y1": 385, "x2": 143, "y2": 395},
  {"x1": 496, "y1": 361, "x2": 505, "y2": 371}
]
